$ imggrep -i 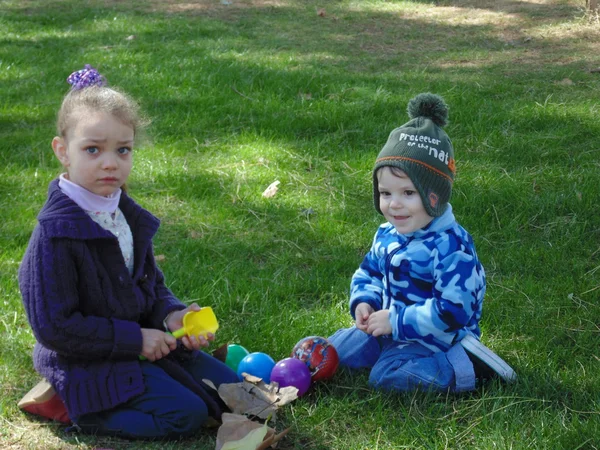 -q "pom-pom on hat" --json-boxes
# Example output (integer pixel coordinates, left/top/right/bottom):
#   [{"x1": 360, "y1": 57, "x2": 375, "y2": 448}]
[{"x1": 373, "y1": 93, "x2": 455, "y2": 217}]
